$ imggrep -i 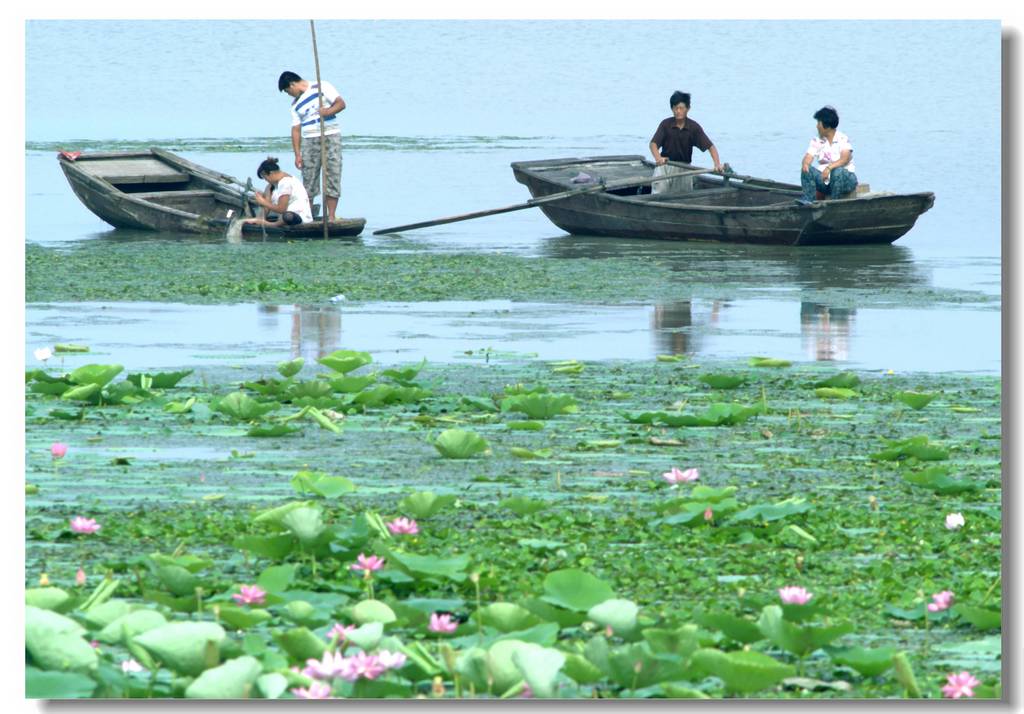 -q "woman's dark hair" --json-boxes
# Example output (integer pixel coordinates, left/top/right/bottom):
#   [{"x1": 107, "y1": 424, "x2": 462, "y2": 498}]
[
  {"x1": 257, "y1": 157, "x2": 281, "y2": 179},
  {"x1": 813, "y1": 106, "x2": 839, "y2": 129},
  {"x1": 670, "y1": 91, "x2": 691, "y2": 108},
  {"x1": 278, "y1": 71, "x2": 302, "y2": 92}
]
